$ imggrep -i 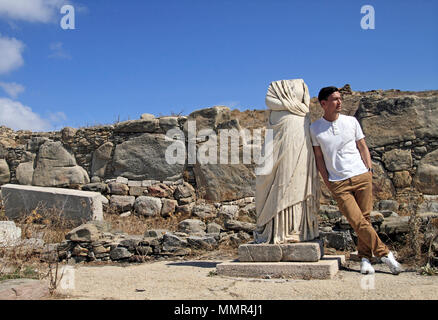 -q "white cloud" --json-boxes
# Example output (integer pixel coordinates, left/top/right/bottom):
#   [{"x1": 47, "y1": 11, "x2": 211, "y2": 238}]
[
  {"x1": 48, "y1": 42, "x2": 71, "y2": 59},
  {"x1": 0, "y1": 97, "x2": 66, "y2": 131},
  {"x1": 0, "y1": 0, "x2": 66, "y2": 23},
  {"x1": 0, "y1": 35, "x2": 25, "y2": 74},
  {"x1": 214, "y1": 101, "x2": 242, "y2": 109},
  {"x1": 48, "y1": 111, "x2": 67, "y2": 123},
  {"x1": 0, "y1": 82, "x2": 25, "y2": 98}
]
